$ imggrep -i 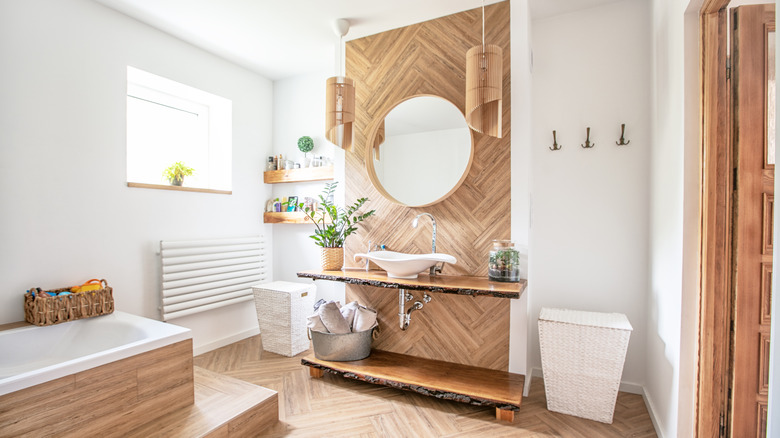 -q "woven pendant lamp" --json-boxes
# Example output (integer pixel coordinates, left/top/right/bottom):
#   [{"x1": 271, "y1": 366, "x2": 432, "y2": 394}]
[
  {"x1": 465, "y1": 1, "x2": 503, "y2": 138},
  {"x1": 326, "y1": 19, "x2": 355, "y2": 150}
]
